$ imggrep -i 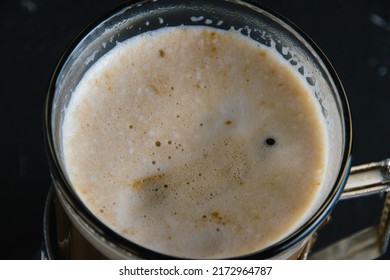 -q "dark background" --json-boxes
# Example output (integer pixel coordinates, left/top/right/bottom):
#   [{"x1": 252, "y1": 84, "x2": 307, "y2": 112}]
[{"x1": 0, "y1": 0, "x2": 389, "y2": 260}]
